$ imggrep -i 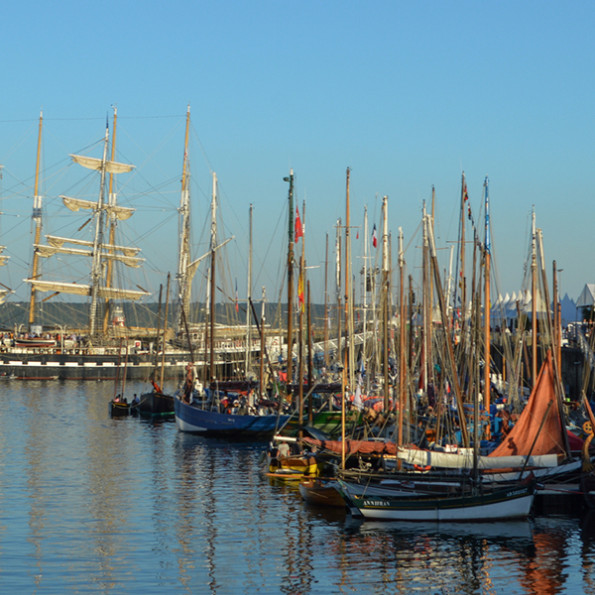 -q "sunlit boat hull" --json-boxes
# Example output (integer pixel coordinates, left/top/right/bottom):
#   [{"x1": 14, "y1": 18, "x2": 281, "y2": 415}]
[{"x1": 174, "y1": 396, "x2": 289, "y2": 440}]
